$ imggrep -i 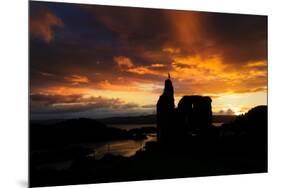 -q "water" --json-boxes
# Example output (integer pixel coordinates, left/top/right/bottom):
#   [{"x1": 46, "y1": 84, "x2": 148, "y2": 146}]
[
  {"x1": 213, "y1": 122, "x2": 224, "y2": 127},
  {"x1": 85, "y1": 123, "x2": 224, "y2": 160},
  {"x1": 107, "y1": 123, "x2": 156, "y2": 131},
  {"x1": 108, "y1": 123, "x2": 223, "y2": 129},
  {"x1": 84, "y1": 124, "x2": 157, "y2": 160},
  {"x1": 36, "y1": 122, "x2": 225, "y2": 171},
  {"x1": 86, "y1": 133, "x2": 156, "y2": 160}
]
